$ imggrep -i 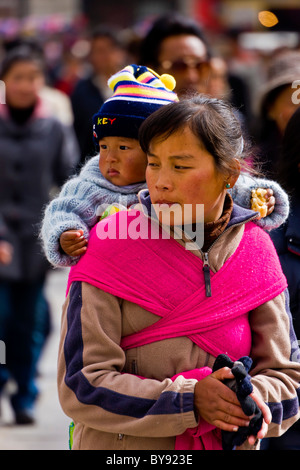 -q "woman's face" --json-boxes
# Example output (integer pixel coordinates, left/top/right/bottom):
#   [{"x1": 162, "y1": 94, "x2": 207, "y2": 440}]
[
  {"x1": 146, "y1": 126, "x2": 230, "y2": 225},
  {"x1": 3, "y1": 61, "x2": 43, "y2": 108}
]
